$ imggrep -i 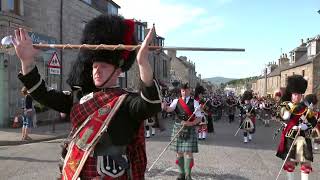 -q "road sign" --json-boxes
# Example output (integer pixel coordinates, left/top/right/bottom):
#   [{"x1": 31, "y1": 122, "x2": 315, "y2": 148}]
[
  {"x1": 48, "y1": 52, "x2": 61, "y2": 75},
  {"x1": 48, "y1": 52, "x2": 61, "y2": 68},
  {"x1": 49, "y1": 68, "x2": 61, "y2": 75}
]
